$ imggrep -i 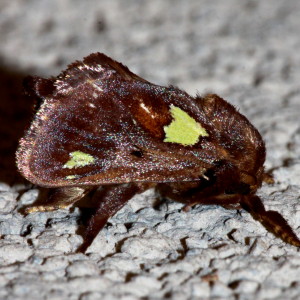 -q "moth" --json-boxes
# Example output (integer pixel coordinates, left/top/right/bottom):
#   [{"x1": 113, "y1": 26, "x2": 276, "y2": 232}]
[{"x1": 16, "y1": 52, "x2": 300, "y2": 252}]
